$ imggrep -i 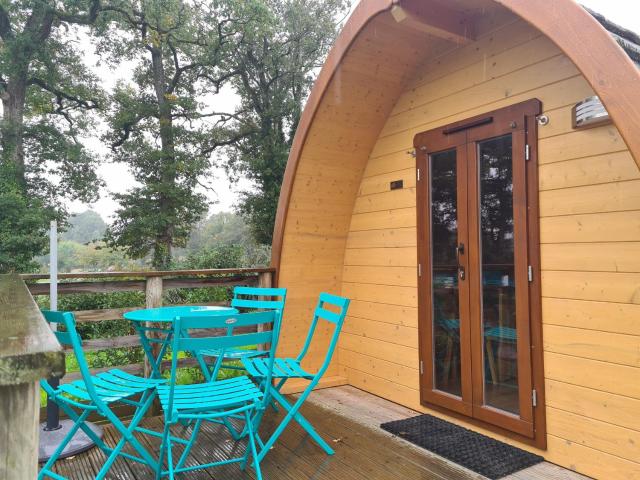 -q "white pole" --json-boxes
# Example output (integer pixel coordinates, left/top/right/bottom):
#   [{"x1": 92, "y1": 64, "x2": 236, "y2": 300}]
[
  {"x1": 50, "y1": 220, "x2": 57, "y2": 311},
  {"x1": 46, "y1": 220, "x2": 61, "y2": 431}
]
